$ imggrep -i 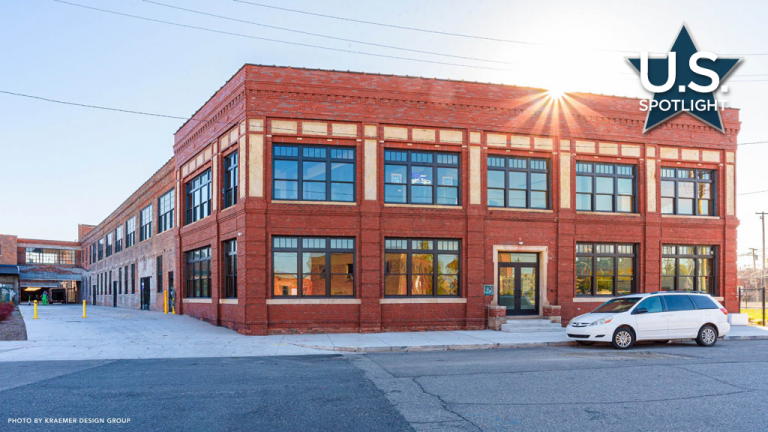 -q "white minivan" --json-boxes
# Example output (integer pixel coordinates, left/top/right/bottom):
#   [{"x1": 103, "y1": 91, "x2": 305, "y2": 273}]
[{"x1": 566, "y1": 292, "x2": 730, "y2": 349}]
